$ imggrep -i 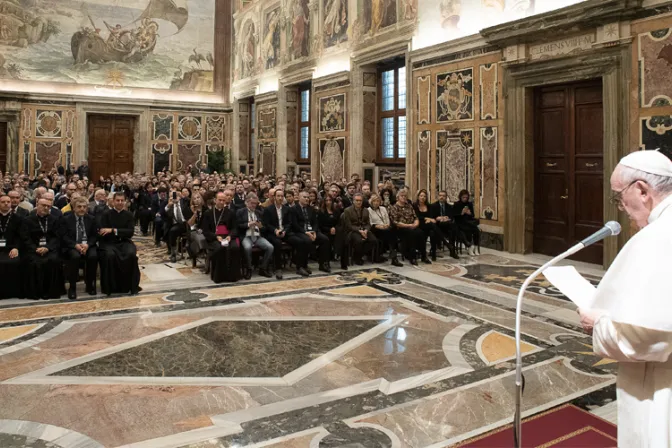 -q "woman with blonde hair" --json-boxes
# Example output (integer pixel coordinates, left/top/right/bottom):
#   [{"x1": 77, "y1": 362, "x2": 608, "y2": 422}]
[{"x1": 368, "y1": 193, "x2": 402, "y2": 267}]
